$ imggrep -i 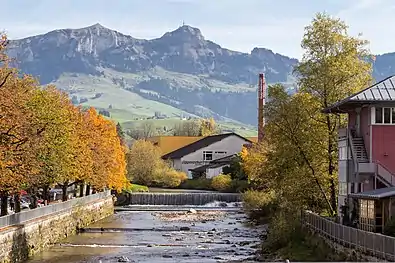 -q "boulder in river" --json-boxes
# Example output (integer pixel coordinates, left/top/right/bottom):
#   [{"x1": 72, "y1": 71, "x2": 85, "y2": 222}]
[{"x1": 117, "y1": 256, "x2": 130, "y2": 262}]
